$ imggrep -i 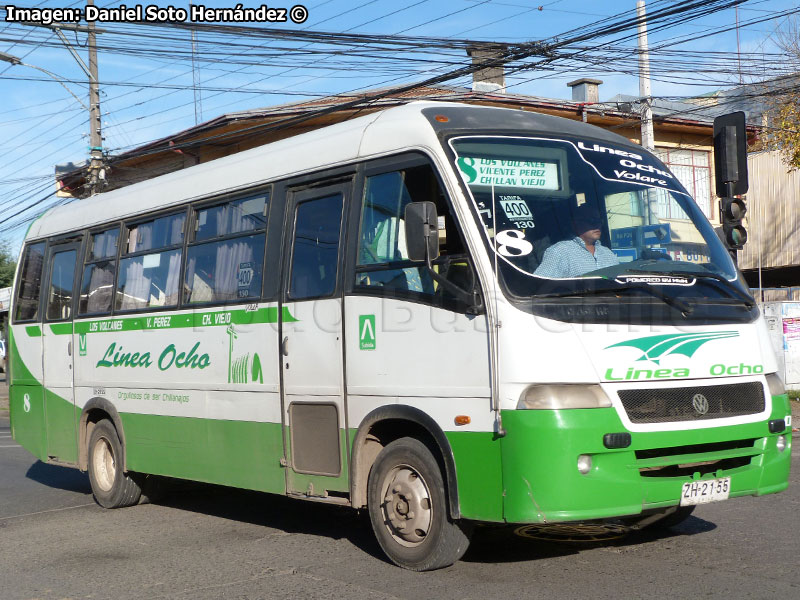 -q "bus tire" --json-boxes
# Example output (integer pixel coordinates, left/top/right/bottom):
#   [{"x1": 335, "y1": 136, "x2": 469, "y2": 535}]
[
  {"x1": 367, "y1": 437, "x2": 472, "y2": 571},
  {"x1": 653, "y1": 505, "x2": 696, "y2": 529},
  {"x1": 87, "y1": 419, "x2": 142, "y2": 508}
]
